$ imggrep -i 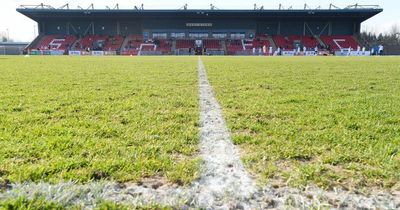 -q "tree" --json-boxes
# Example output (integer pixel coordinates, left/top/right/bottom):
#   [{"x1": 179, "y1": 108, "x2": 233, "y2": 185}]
[
  {"x1": 0, "y1": 31, "x2": 9, "y2": 42},
  {"x1": 0, "y1": 32, "x2": 6, "y2": 42},
  {"x1": 361, "y1": 23, "x2": 400, "y2": 46},
  {"x1": 389, "y1": 24, "x2": 400, "y2": 36}
]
